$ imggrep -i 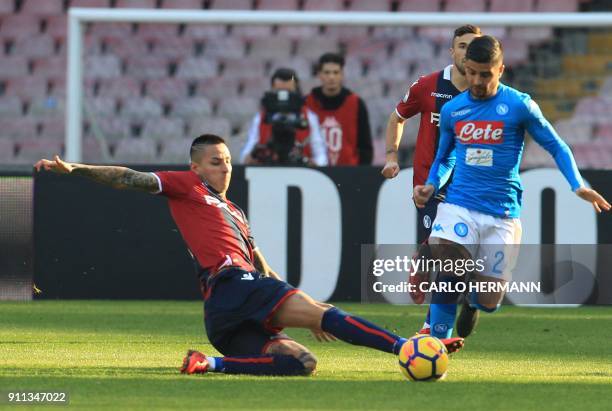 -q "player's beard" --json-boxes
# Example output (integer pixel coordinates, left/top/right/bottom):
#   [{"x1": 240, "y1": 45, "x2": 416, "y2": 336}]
[{"x1": 455, "y1": 61, "x2": 466, "y2": 76}]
